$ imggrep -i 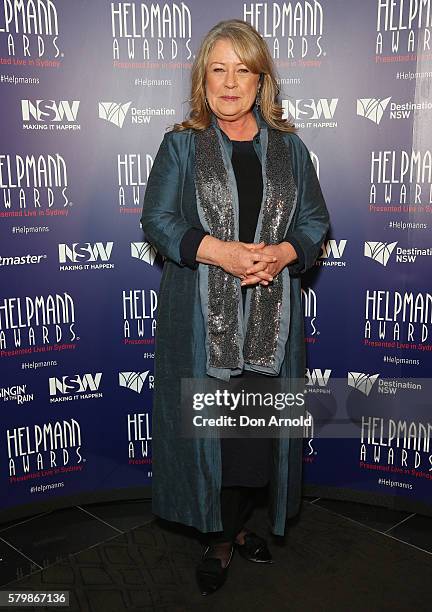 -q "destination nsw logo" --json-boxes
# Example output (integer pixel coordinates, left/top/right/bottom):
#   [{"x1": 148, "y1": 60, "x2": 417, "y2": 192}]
[
  {"x1": 0, "y1": 292, "x2": 78, "y2": 355},
  {"x1": 0, "y1": 152, "x2": 73, "y2": 217},
  {"x1": 131, "y1": 242, "x2": 157, "y2": 265},
  {"x1": 357, "y1": 97, "x2": 432, "y2": 126},
  {"x1": 7, "y1": 418, "x2": 84, "y2": 479},
  {"x1": 243, "y1": 1, "x2": 326, "y2": 63},
  {"x1": 111, "y1": 1, "x2": 192, "y2": 64},
  {"x1": 0, "y1": 0, "x2": 63, "y2": 64},
  {"x1": 364, "y1": 290, "x2": 432, "y2": 351},
  {"x1": 364, "y1": 241, "x2": 432, "y2": 266},
  {"x1": 348, "y1": 372, "x2": 422, "y2": 396},
  {"x1": 375, "y1": 0, "x2": 432, "y2": 60},
  {"x1": 98, "y1": 101, "x2": 174, "y2": 128}
]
